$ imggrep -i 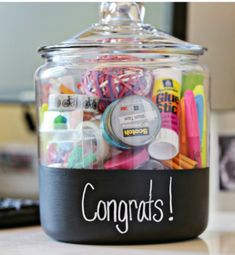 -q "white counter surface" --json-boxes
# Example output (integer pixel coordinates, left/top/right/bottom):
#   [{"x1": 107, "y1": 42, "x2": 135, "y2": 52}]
[{"x1": 1, "y1": 212, "x2": 235, "y2": 255}]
